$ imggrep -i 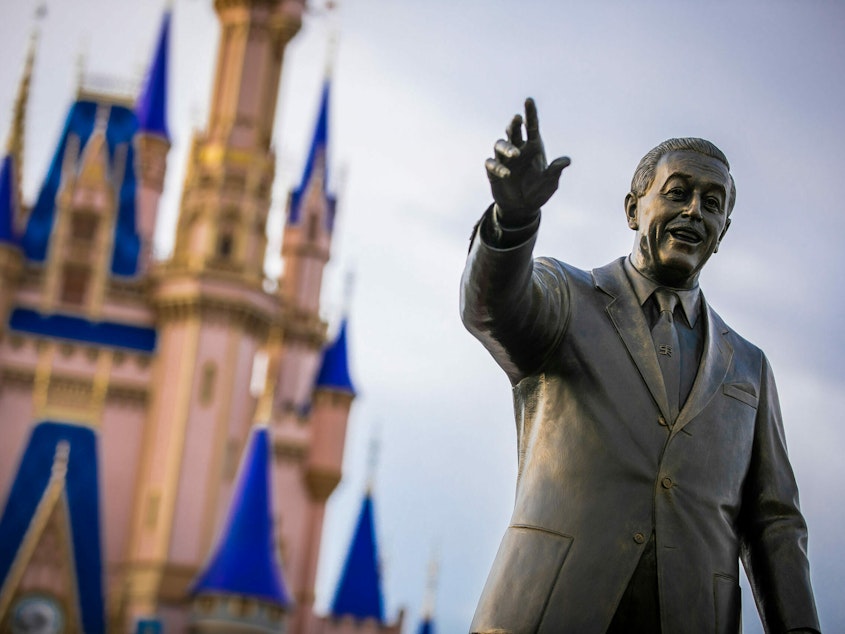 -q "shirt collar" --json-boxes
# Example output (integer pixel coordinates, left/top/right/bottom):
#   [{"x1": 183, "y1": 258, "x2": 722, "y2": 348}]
[{"x1": 623, "y1": 256, "x2": 701, "y2": 328}]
